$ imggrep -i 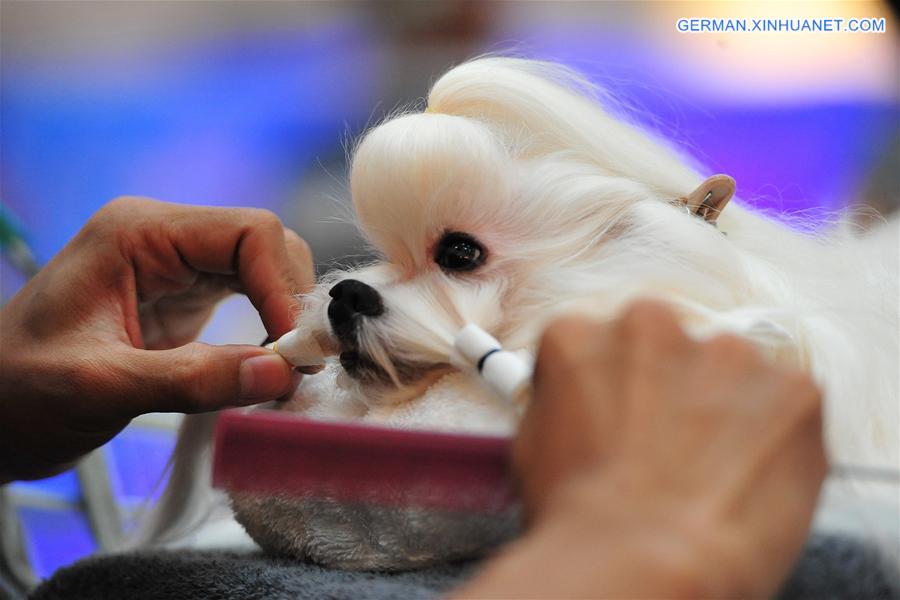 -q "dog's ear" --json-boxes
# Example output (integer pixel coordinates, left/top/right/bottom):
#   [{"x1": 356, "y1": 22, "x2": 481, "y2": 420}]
[{"x1": 680, "y1": 175, "x2": 736, "y2": 225}]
